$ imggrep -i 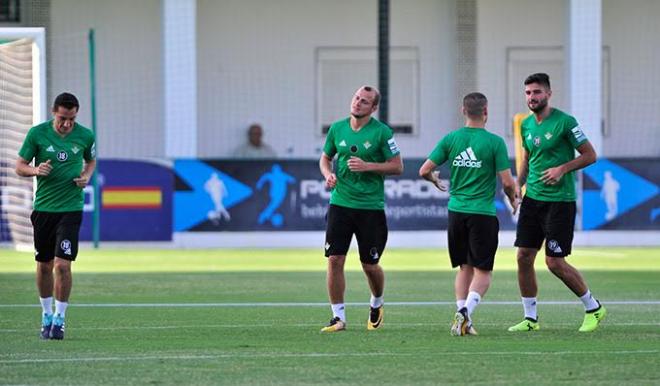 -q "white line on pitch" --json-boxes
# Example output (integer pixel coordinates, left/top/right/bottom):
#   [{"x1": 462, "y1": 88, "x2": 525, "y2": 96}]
[
  {"x1": 1, "y1": 350, "x2": 657, "y2": 364},
  {"x1": 1, "y1": 321, "x2": 659, "y2": 333},
  {"x1": 1, "y1": 300, "x2": 660, "y2": 308}
]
